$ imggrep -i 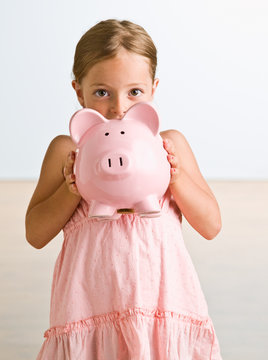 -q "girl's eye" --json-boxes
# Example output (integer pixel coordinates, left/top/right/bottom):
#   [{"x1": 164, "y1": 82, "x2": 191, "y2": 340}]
[
  {"x1": 95, "y1": 89, "x2": 108, "y2": 97},
  {"x1": 130, "y1": 89, "x2": 142, "y2": 96}
]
